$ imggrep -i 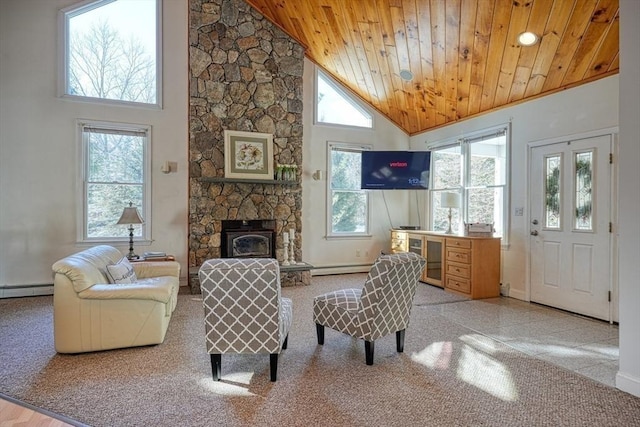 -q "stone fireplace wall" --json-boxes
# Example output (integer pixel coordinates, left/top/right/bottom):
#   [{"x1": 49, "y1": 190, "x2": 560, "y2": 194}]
[{"x1": 188, "y1": 0, "x2": 304, "y2": 280}]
